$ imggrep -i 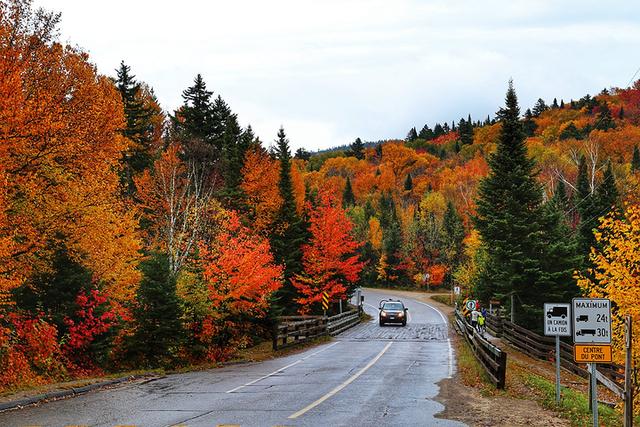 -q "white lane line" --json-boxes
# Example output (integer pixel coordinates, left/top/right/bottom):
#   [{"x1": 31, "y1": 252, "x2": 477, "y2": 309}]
[
  {"x1": 447, "y1": 338, "x2": 454, "y2": 378},
  {"x1": 412, "y1": 299, "x2": 448, "y2": 325},
  {"x1": 225, "y1": 341, "x2": 340, "y2": 393},
  {"x1": 288, "y1": 342, "x2": 393, "y2": 419}
]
